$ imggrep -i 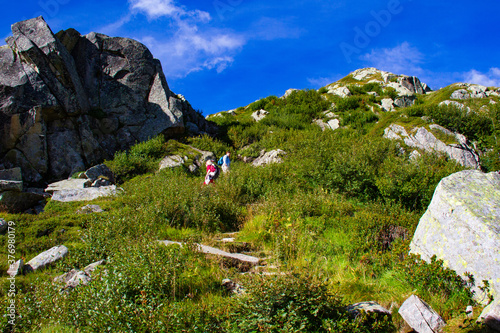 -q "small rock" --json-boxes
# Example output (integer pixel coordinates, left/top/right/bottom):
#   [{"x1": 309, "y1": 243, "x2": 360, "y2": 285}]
[
  {"x1": 222, "y1": 279, "x2": 245, "y2": 295},
  {"x1": 252, "y1": 149, "x2": 286, "y2": 167},
  {"x1": 77, "y1": 204, "x2": 104, "y2": 214},
  {"x1": 7, "y1": 259, "x2": 23, "y2": 277},
  {"x1": 347, "y1": 301, "x2": 391, "y2": 317},
  {"x1": 84, "y1": 164, "x2": 115, "y2": 184},
  {"x1": 466, "y1": 305, "x2": 474, "y2": 319},
  {"x1": 480, "y1": 300, "x2": 500, "y2": 331},
  {"x1": 381, "y1": 98, "x2": 395, "y2": 111},
  {"x1": 398, "y1": 295, "x2": 446, "y2": 333}
]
